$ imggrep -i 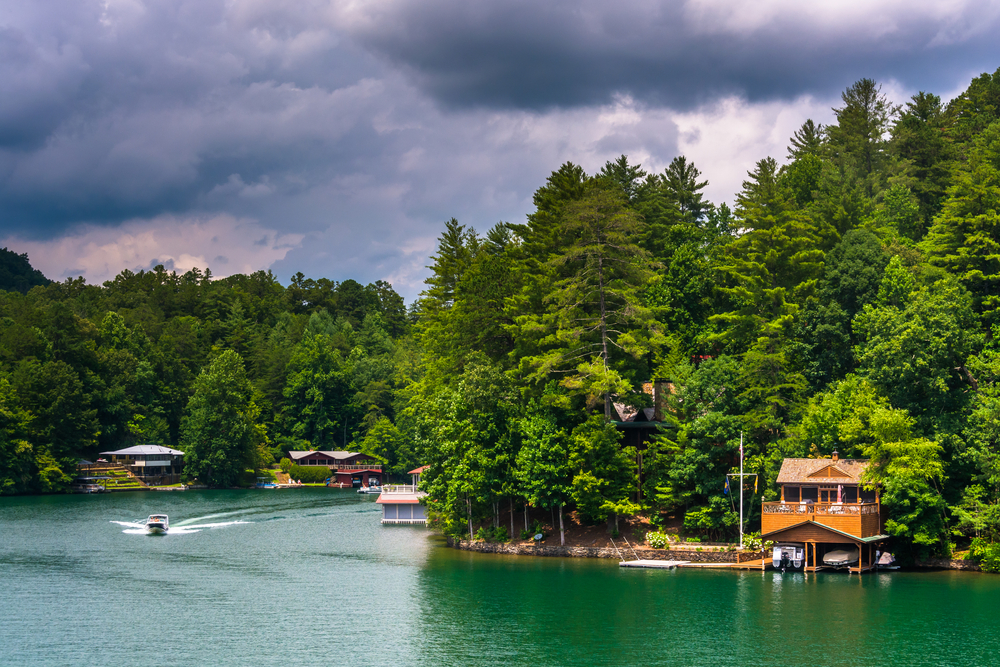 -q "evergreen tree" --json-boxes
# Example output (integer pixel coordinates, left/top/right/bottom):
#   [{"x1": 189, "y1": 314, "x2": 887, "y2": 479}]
[
  {"x1": 923, "y1": 121, "x2": 1000, "y2": 324},
  {"x1": 787, "y1": 119, "x2": 825, "y2": 160},
  {"x1": 518, "y1": 186, "x2": 661, "y2": 417}
]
